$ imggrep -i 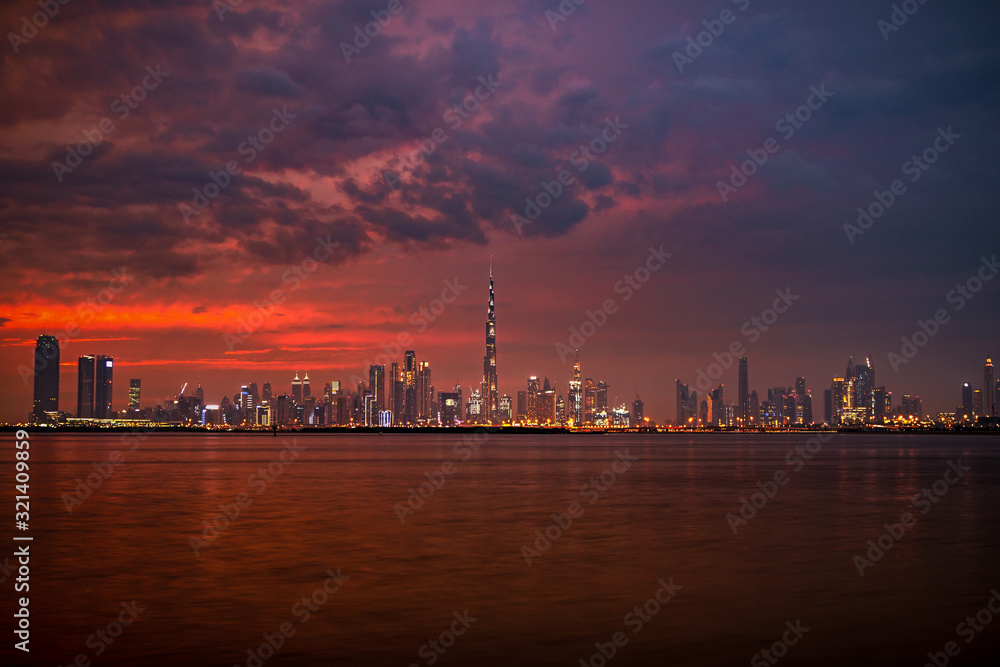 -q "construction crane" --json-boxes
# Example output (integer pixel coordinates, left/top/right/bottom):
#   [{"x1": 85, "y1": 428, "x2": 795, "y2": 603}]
[{"x1": 178, "y1": 382, "x2": 188, "y2": 399}]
